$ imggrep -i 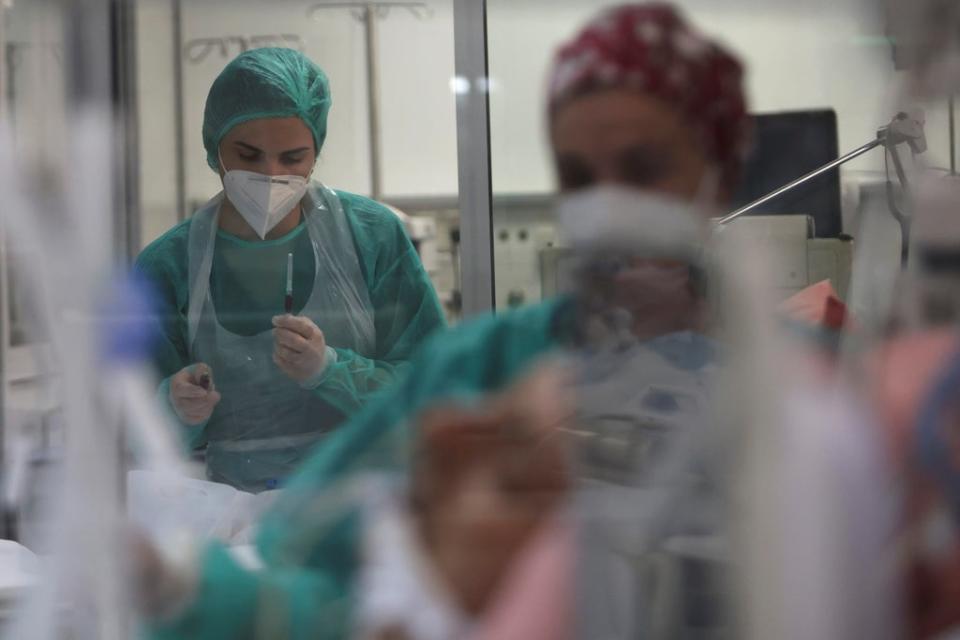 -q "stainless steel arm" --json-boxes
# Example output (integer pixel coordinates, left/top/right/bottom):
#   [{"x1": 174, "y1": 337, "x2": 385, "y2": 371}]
[{"x1": 717, "y1": 138, "x2": 884, "y2": 225}]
